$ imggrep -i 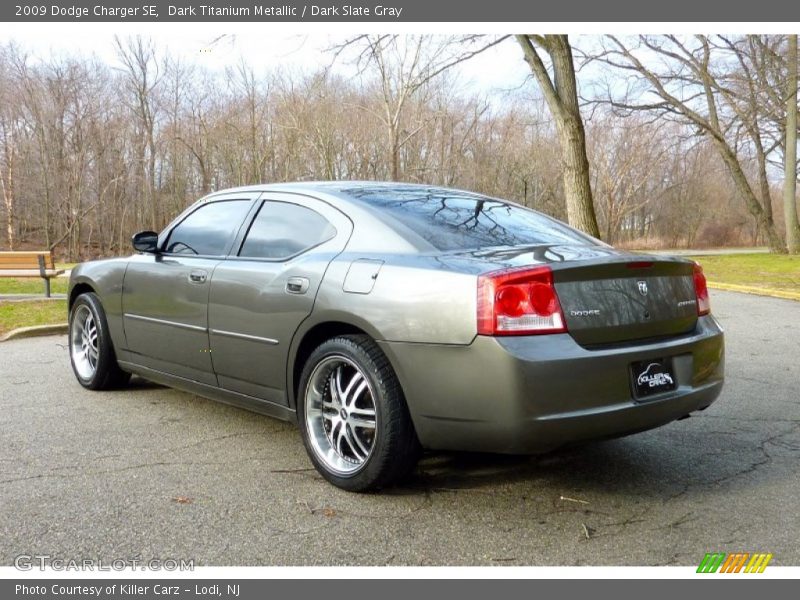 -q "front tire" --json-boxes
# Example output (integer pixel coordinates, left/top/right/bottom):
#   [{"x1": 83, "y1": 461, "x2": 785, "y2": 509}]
[
  {"x1": 69, "y1": 292, "x2": 130, "y2": 390},
  {"x1": 298, "y1": 335, "x2": 420, "y2": 492}
]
